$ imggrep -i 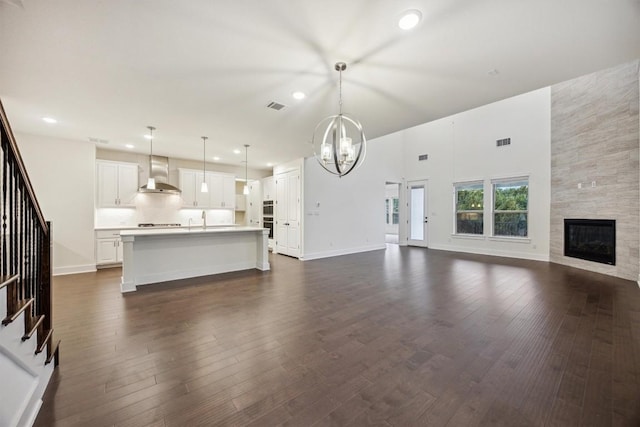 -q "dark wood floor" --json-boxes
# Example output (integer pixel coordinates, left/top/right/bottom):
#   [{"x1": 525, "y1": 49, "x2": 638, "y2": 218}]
[{"x1": 34, "y1": 246, "x2": 640, "y2": 426}]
